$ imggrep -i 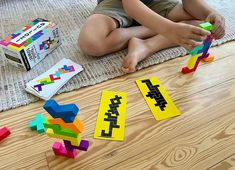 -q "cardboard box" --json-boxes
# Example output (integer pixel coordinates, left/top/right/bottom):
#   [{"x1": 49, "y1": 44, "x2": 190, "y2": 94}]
[{"x1": 0, "y1": 18, "x2": 61, "y2": 71}]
